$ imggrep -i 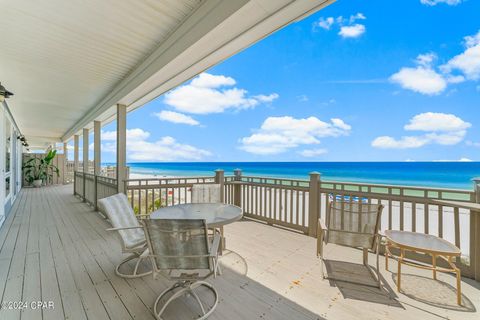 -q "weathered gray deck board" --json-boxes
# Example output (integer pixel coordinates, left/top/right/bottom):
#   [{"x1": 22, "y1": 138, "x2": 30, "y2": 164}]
[{"x1": 0, "y1": 185, "x2": 478, "y2": 320}]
